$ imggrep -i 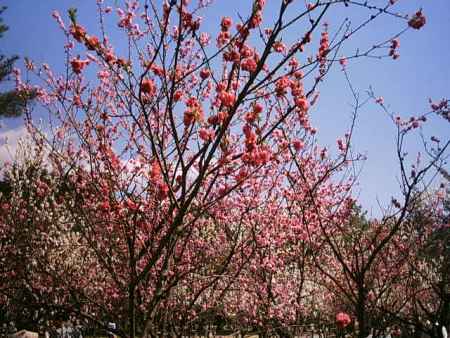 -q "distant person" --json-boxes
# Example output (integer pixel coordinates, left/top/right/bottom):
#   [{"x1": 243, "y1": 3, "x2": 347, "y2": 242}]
[{"x1": 107, "y1": 323, "x2": 116, "y2": 338}]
